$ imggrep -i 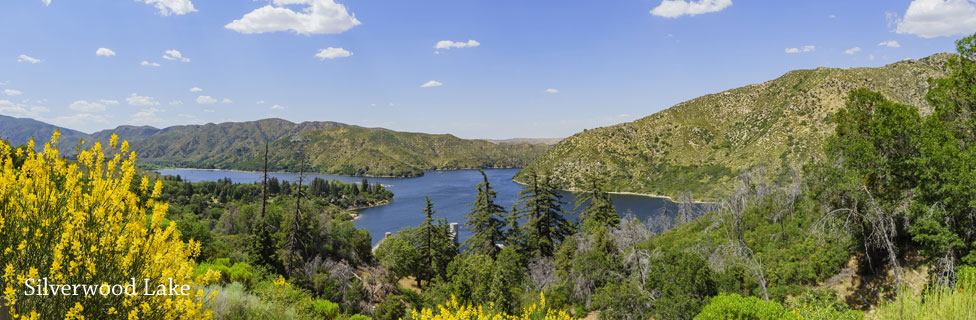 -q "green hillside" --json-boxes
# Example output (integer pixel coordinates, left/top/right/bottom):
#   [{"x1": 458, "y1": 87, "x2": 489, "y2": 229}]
[
  {"x1": 259, "y1": 126, "x2": 551, "y2": 177},
  {"x1": 517, "y1": 53, "x2": 954, "y2": 199}
]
